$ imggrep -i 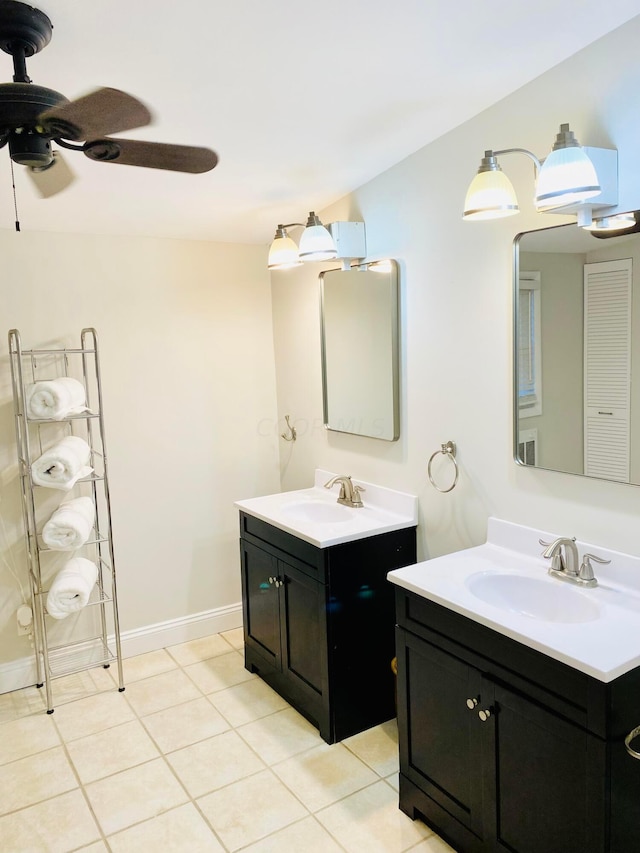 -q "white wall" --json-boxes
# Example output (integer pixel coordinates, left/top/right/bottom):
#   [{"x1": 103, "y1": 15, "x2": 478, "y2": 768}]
[
  {"x1": 270, "y1": 16, "x2": 640, "y2": 562},
  {"x1": 0, "y1": 231, "x2": 280, "y2": 680}
]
